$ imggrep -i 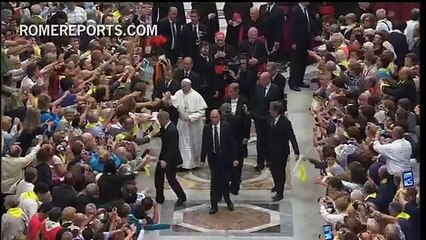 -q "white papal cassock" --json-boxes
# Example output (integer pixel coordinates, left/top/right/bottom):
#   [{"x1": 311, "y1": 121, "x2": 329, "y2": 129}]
[{"x1": 171, "y1": 88, "x2": 207, "y2": 169}]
